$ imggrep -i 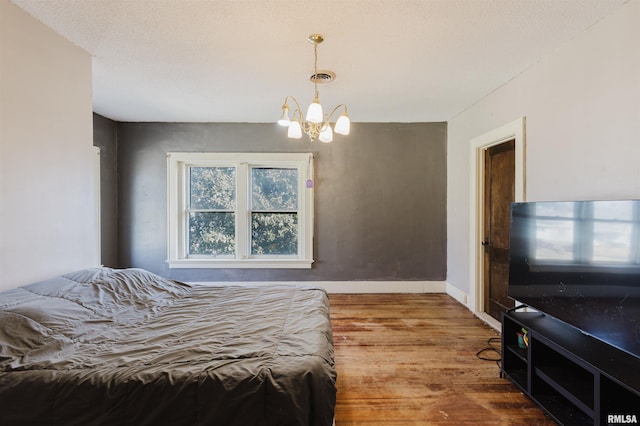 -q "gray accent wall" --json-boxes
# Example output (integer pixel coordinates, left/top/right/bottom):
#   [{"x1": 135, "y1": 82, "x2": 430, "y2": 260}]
[{"x1": 111, "y1": 121, "x2": 447, "y2": 282}]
